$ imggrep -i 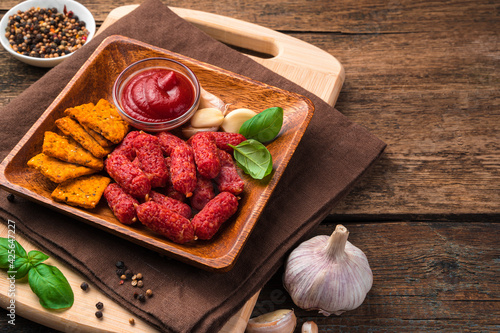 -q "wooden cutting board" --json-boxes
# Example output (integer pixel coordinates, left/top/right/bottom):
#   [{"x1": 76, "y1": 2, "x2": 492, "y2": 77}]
[{"x1": 0, "y1": 6, "x2": 344, "y2": 332}]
